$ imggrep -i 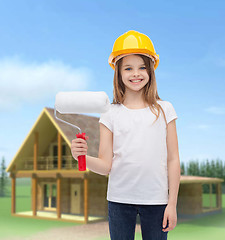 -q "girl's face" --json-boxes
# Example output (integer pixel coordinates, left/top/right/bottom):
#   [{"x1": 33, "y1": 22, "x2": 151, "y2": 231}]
[{"x1": 120, "y1": 54, "x2": 149, "y2": 93}]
